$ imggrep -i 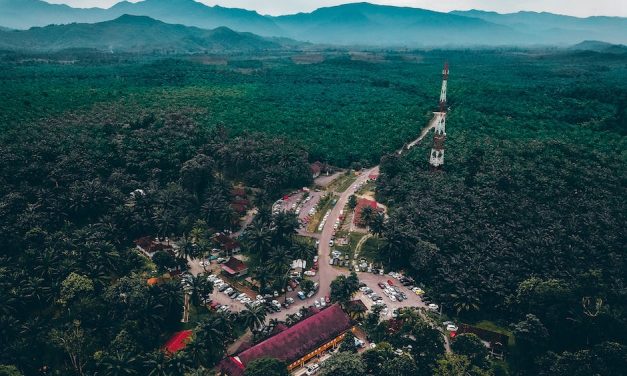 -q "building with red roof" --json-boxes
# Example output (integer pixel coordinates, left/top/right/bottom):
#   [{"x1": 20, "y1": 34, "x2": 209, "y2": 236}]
[
  {"x1": 221, "y1": 257, "x2": 248, "y2": 277},
  {"x1": 135, "y1": 236, "x2": 175, "y2": 258},
  {"x1": 219, "y1": 304, "x2": 354, "y2": 375},
  {"x1": 163, "y1": 330, "x2": 193, "y2": 354},
  {"x1": 353, "y1": 198, "x2": 382, "y2": 226}
]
